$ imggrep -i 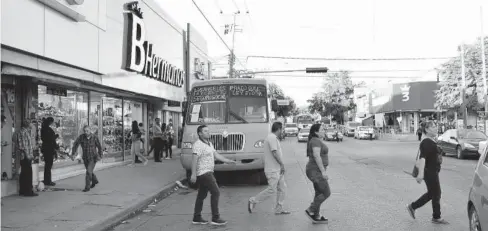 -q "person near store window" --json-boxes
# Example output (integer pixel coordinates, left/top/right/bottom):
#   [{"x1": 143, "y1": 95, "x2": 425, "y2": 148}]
[
  {"x1": 71, "y1": 125, "x2": 102, "y2": 192},
  {"x1": 161, "y1": 123, "x2": 170, "y2": 159},
  {"x1": 166, "y1": 123, "x2": 175, "y2": 159},
  {"x1": 41, "y1": 117, "x2": 59, "y2": 186},
  {"x1": 1, "y1": 115, "x2": 9, "y2": 153},
  {"x1": 13, "y1": 119, "x2": 38, "y2": 197},
  {"x1": 138, "y1": 123, "x2": 145, "y2": 158},
  {"x1": 128, "y1": 121, "x2": 148, "y2": 166},
  {"x1": 152, "y1": 118, "x2": 164, "y2": 162}
]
